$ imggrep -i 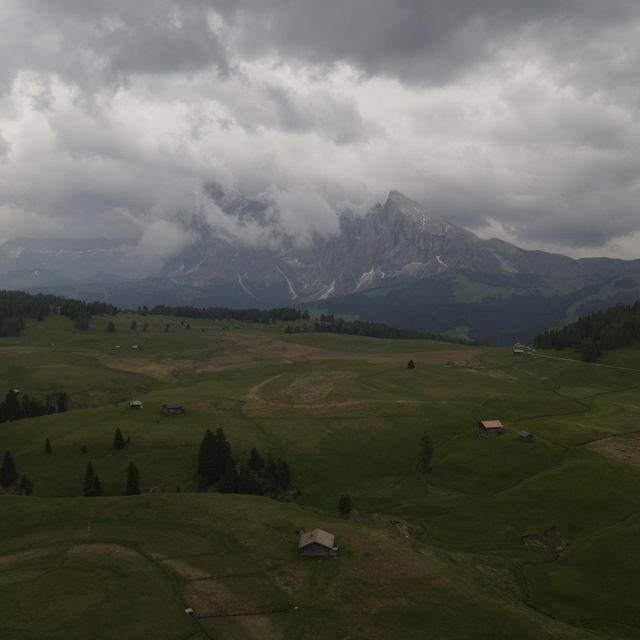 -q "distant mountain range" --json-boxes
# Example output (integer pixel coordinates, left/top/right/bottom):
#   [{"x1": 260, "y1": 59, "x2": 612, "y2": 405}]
[{"x1": 2, "y1": 190, "x2": 640, "y2": 345}]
